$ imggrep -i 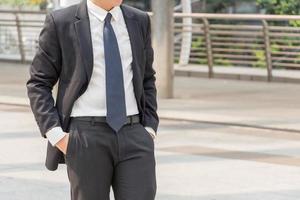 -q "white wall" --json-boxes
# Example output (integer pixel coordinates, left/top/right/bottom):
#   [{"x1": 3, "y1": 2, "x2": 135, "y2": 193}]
[{"x1": 60, "y1": 0, "x2": 81, "y2": 7}]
